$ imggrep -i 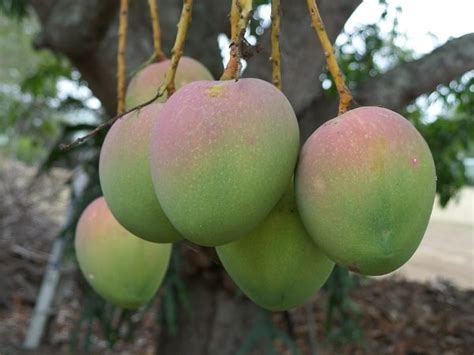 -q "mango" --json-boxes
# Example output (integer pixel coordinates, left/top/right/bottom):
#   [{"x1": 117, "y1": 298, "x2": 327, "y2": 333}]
[
  {"x1": 216, "y1": 185, "x2": 334, "y2": 310},
  {"x1": 99, "y1": 103, "x2": 181, "y2": 243},
  {"x1": 295, "y1": 106, "x2": 436, "y2": 275},
  {"x1": 74, "y1": 197, "x2": 171, "y2": 309},
  {"x1": 150, "y1": 78, "x2": 300, "y2": 246},
  {"x1": 125, "y1": 57, "x2": 213, "y2": 109}
]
